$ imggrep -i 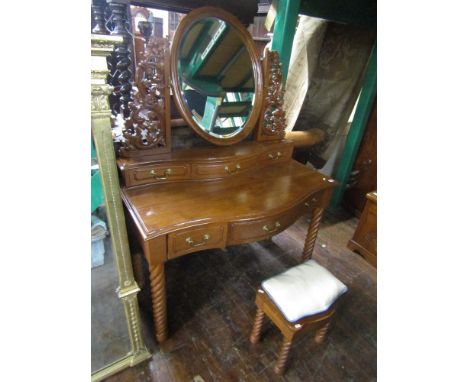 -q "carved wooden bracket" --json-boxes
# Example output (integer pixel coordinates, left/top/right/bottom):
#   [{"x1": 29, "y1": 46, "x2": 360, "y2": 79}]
[
  {"x1": 119, "y1": 37, "x2": 171, "y2": 157},
  {"x1": 256, "y1": 50, "x2": 286, "y2": 141}
]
